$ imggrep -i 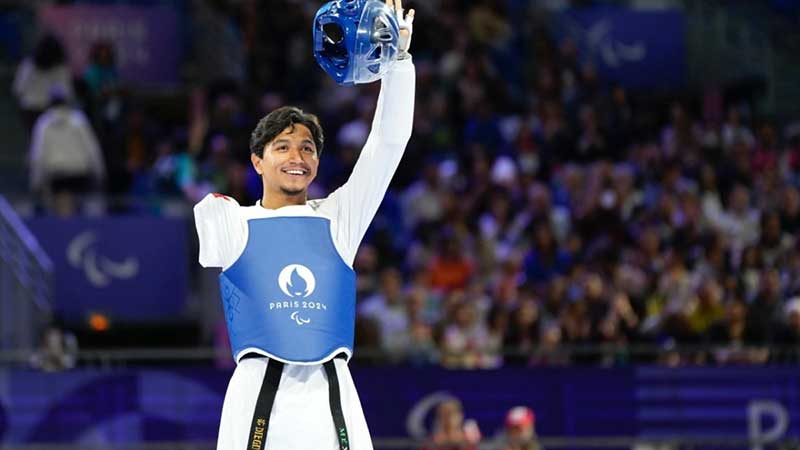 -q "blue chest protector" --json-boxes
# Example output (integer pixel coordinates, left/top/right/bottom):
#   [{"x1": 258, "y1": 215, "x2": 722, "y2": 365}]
[{"x1": 219, "y1": 217, "x2": 356, "y2": 363}]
